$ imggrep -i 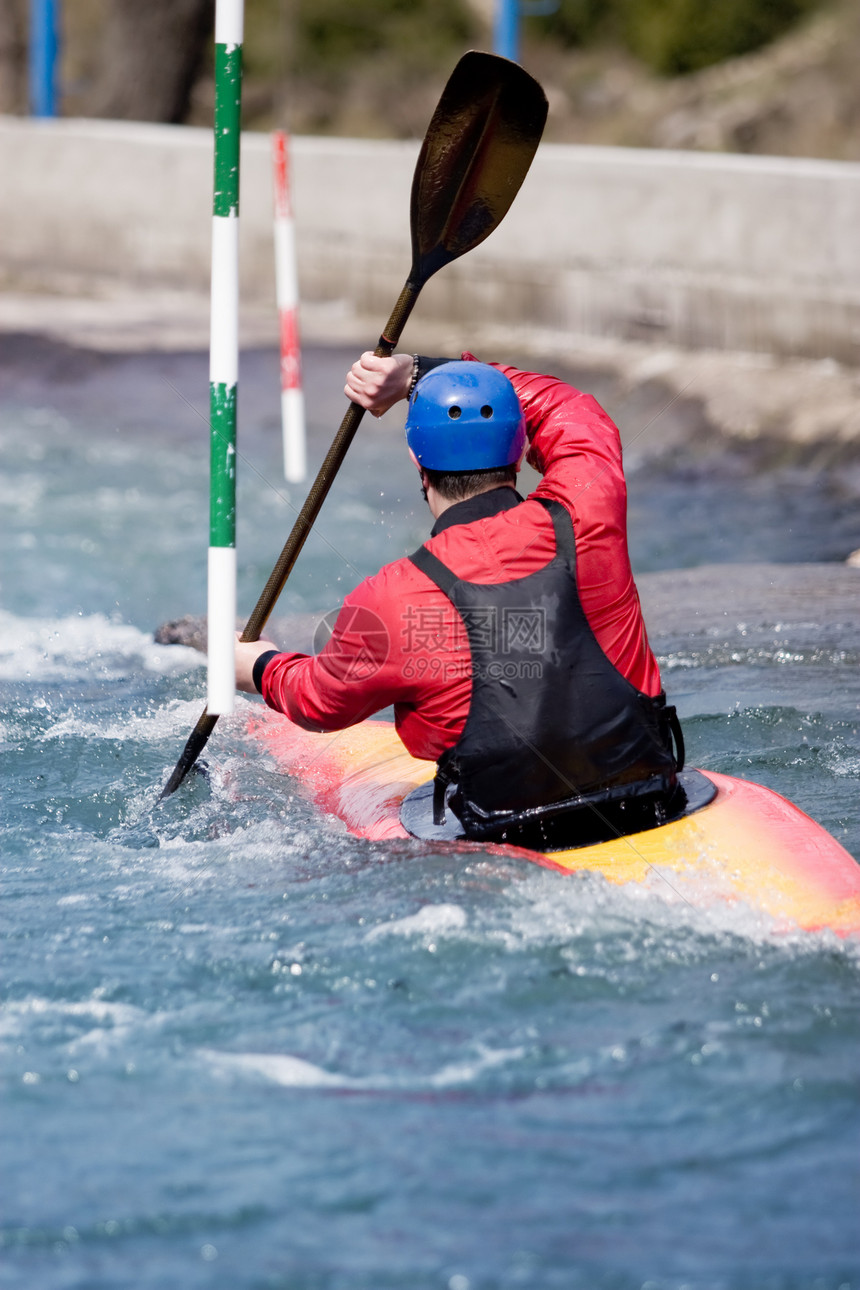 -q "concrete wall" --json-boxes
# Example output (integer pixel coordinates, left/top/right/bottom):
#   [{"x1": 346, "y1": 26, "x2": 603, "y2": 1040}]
[{"x1": 2, "y1": 115, "x2": 859, "y2": 362}]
